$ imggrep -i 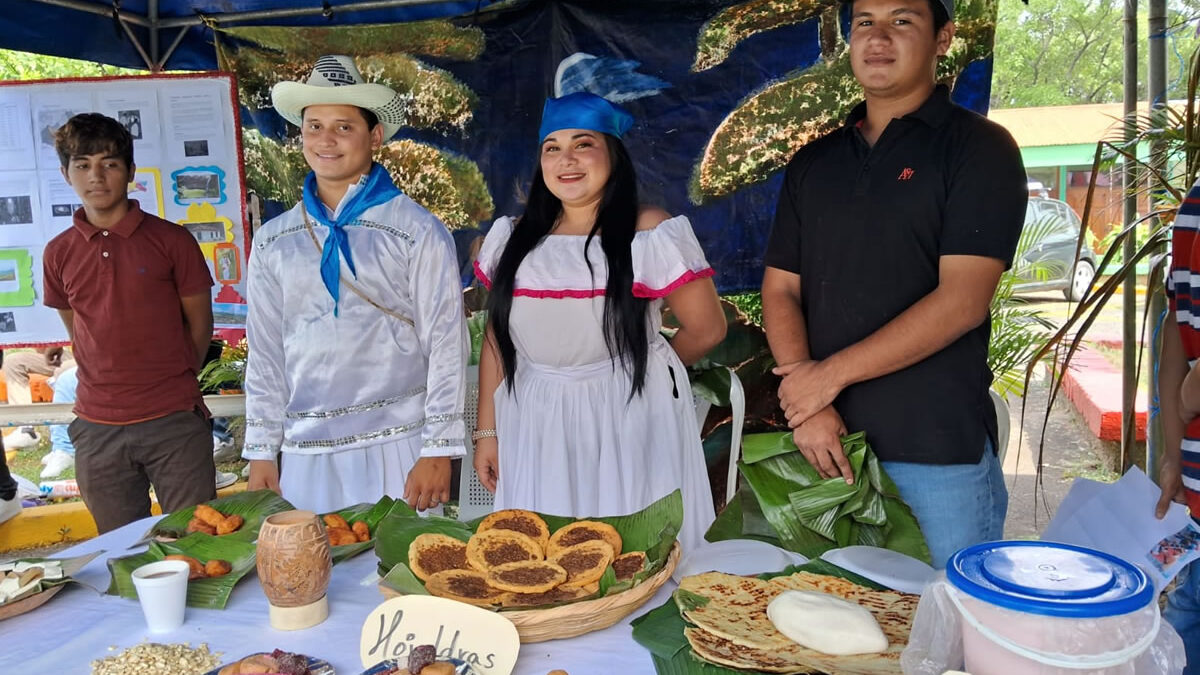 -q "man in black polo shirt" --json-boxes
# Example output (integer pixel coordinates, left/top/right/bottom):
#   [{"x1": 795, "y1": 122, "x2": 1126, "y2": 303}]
[{"x1": 761, "y1": 0, "x2": 1026, "y2": 568}]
